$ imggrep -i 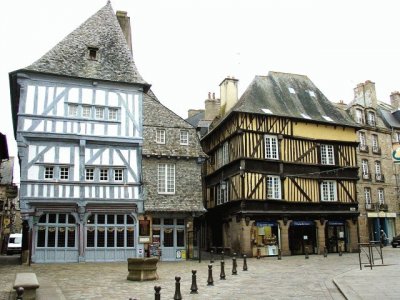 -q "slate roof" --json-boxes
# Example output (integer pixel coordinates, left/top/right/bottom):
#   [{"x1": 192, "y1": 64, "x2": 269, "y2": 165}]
[
  {"x1": 378, "y1": 102, "x2": 400, "y2": 129},
  {"x1": 186, "y1": 110, "x2": 205, "y2": 128},
  {"x1": 24, "y1": 2, "x2": 149, "y2": 88},
  {"x1": 229, "y1": 71, "x2": 358, "y2": 128}
]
